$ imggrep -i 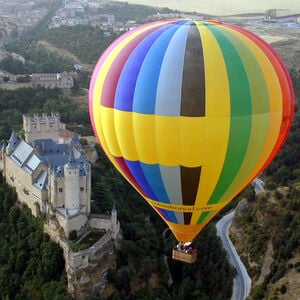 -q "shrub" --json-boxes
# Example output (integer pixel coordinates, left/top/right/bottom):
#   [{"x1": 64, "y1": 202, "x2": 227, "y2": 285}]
[
  {"x1": 280, "y1": 284, "x2": 287, "y2": 294},
  {"x1": 69, "y1": 230, "x2": 77, "y2": 241}
]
